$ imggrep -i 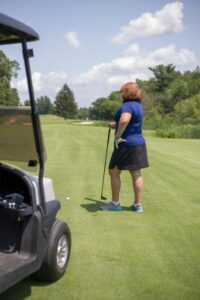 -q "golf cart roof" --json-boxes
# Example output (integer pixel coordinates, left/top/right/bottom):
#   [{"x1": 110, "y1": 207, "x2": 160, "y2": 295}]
[{"x1": 0, "y1": 13, "x2": 39, "y2": 44}]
